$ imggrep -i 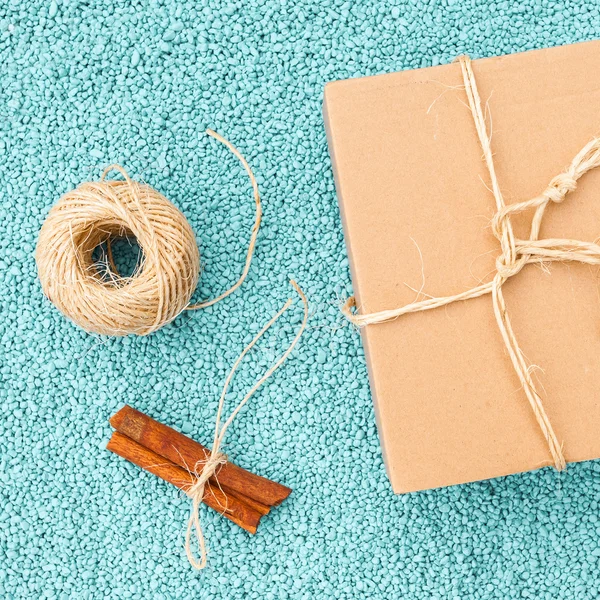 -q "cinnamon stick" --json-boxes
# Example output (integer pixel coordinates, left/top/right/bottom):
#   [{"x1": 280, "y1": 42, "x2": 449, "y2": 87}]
[
  {"x1": 110, "y1": 405, "x2": 292, "y2": 507},
  {"x1": 221, "y1": 486, "x2": 271, "y2": 516},
  {"x1": 107, "y1": 431, "x2": 261, "y2": 534}
]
